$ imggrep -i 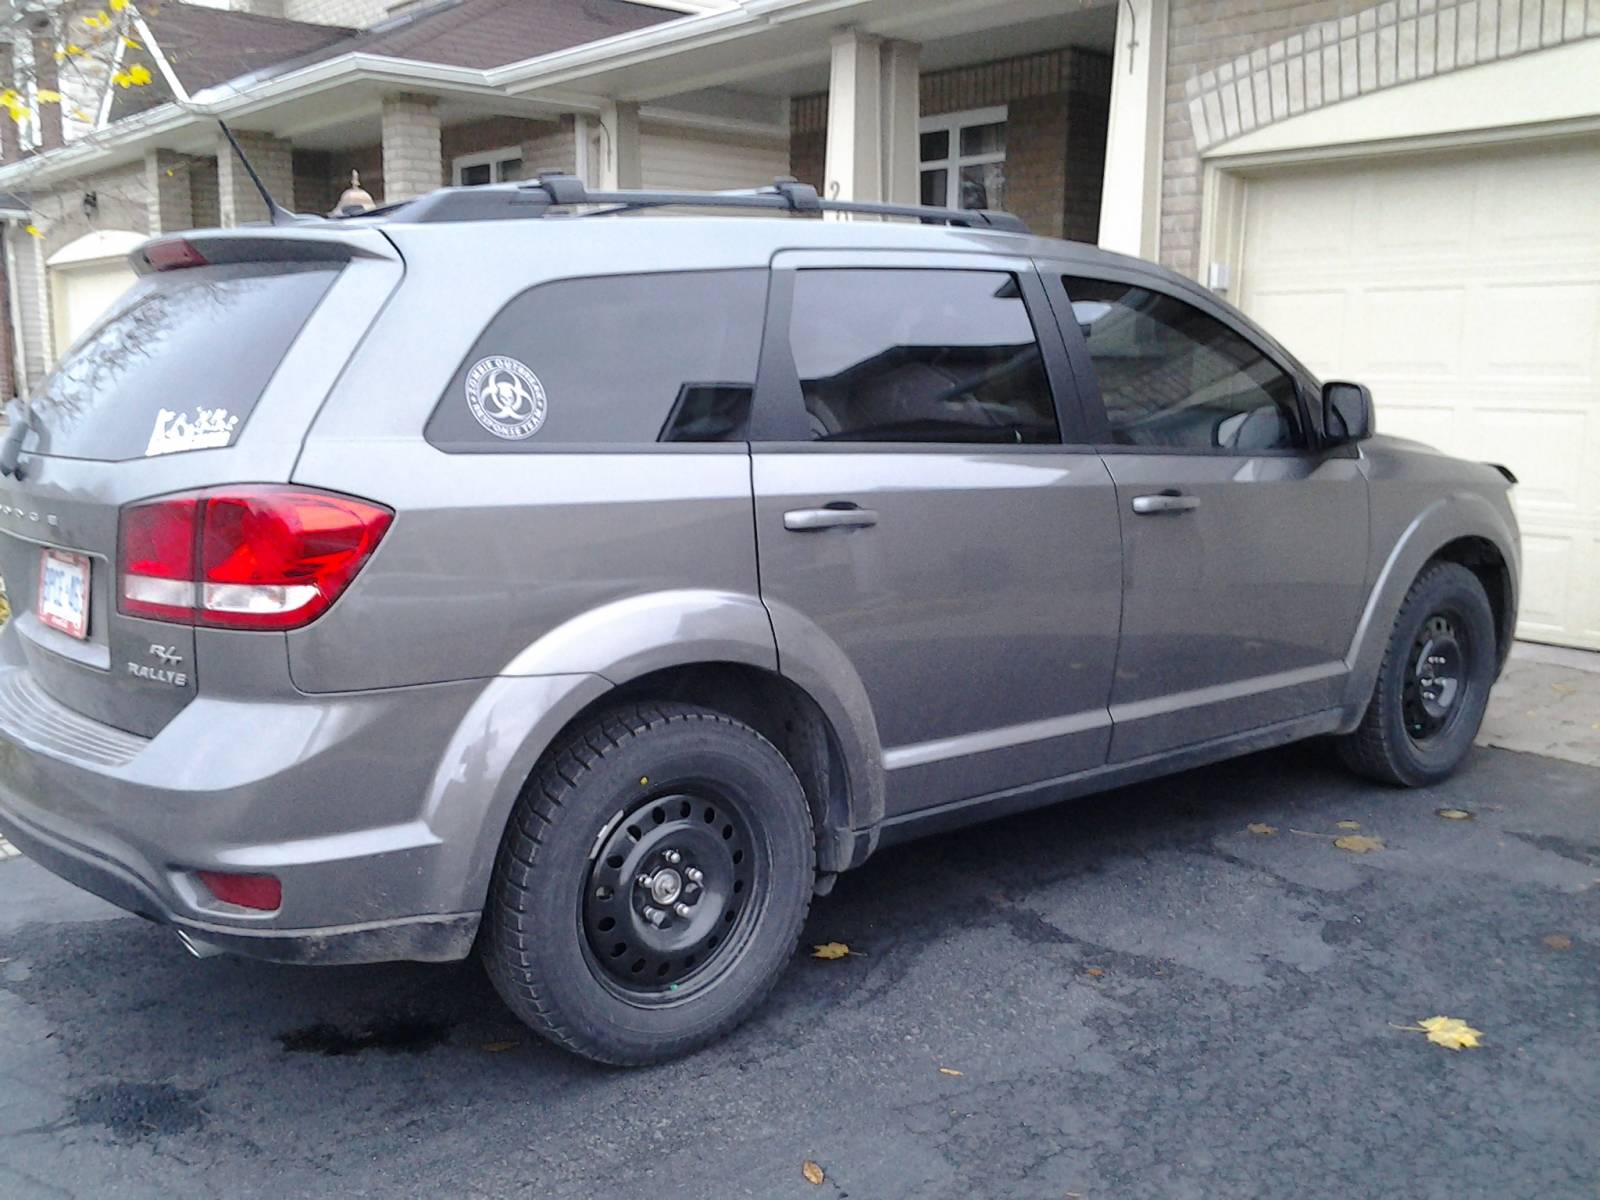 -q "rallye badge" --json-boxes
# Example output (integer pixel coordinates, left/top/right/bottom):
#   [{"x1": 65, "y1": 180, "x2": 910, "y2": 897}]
[{"x1": 465, "y1": 355, "x2": 547, "y2": 440}]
